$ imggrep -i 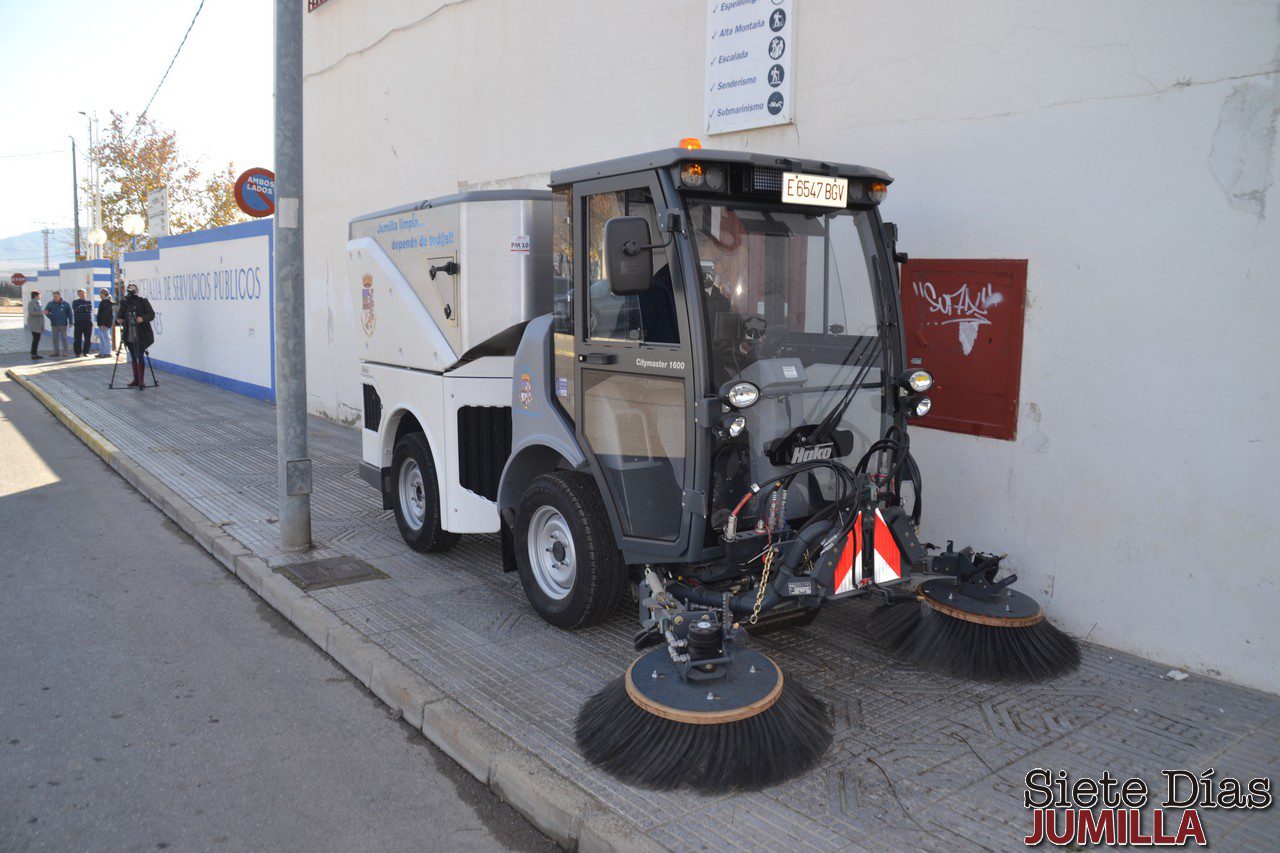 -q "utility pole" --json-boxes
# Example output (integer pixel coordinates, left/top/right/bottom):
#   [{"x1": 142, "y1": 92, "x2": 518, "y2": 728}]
[
  {"x1": 273, "y1": 0, "x2": 312, "y2": 551},
  {"x1": 93, "y1": 115, "x2": 102, "y2": 257},
  {"x1": 68, "y1": 136, "x2": 82, "y2": 260},
  {"x1": 41, "y1": 228, "x2": 50, "y2": 268}
]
